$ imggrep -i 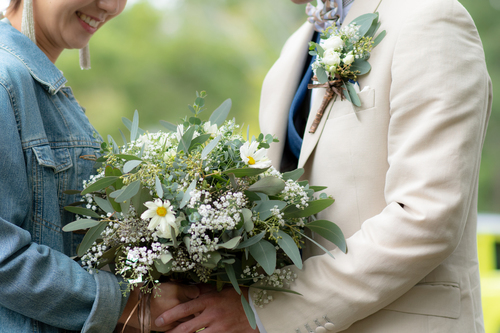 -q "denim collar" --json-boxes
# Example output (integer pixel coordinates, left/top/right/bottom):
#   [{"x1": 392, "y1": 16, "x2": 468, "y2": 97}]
[{"x1": 0, "y1": 21, "x2": 67, "y2": 95}]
